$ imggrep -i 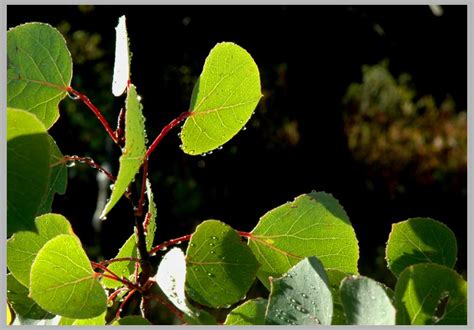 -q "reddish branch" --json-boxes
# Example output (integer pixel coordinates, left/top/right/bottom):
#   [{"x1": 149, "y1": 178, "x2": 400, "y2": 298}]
[
  {"x1": 148, "y1": 234, "x2": 192, "y2": 256},
  {"x1": 58, "y1": 155, "x2": 116, "y2": 182},
  {"x1": 146, "y1": 111, "x2": 190, "y2": 158},
  {"x1": 66, "y1": 86, "x2": 119, "y2": 145}
]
